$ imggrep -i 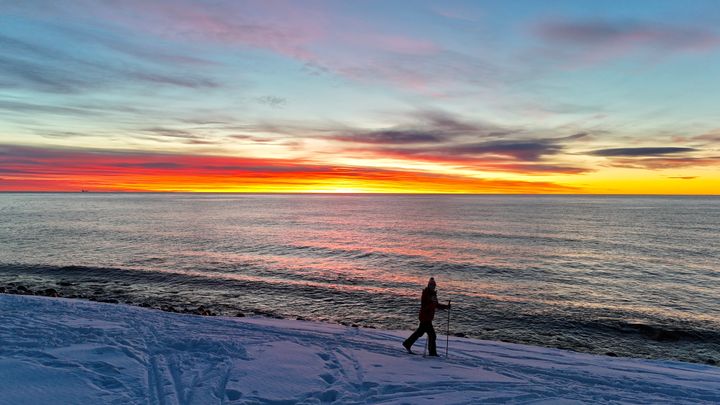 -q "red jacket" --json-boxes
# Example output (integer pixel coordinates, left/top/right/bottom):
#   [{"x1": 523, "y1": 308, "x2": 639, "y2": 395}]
[{"x1": 419, "y1": 287, "x2": 448, "y2": 322}]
